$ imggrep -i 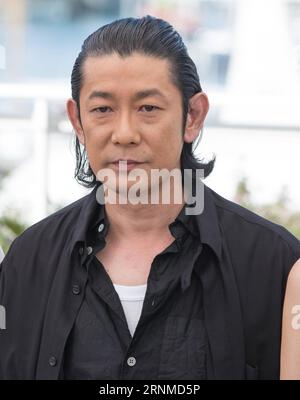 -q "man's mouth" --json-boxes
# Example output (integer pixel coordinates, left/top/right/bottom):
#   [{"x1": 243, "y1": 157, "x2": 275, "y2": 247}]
[
  {"x1": 112, "y1": 159, "x2": 143, "y2": 164},
  {"x1": 111, "y1": 160, "x2": 144, "y2": 171}
]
